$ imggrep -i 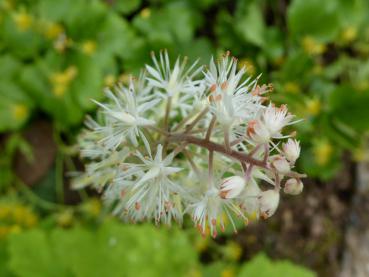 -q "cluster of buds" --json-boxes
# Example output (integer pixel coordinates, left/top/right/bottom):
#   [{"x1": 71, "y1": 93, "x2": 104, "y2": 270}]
[{"x1": 74, "y1": 51, "x2": 306, "y2": 237}]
